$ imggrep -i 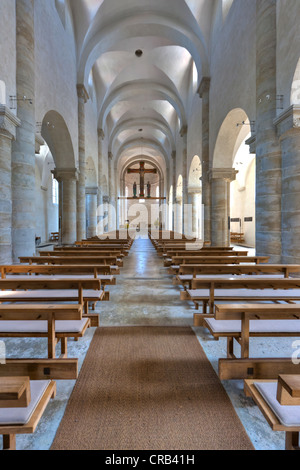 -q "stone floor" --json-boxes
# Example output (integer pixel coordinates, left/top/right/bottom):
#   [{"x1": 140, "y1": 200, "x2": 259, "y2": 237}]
[{"x1": 1, "y1": 237, "x2": 294, "y2": 450}]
